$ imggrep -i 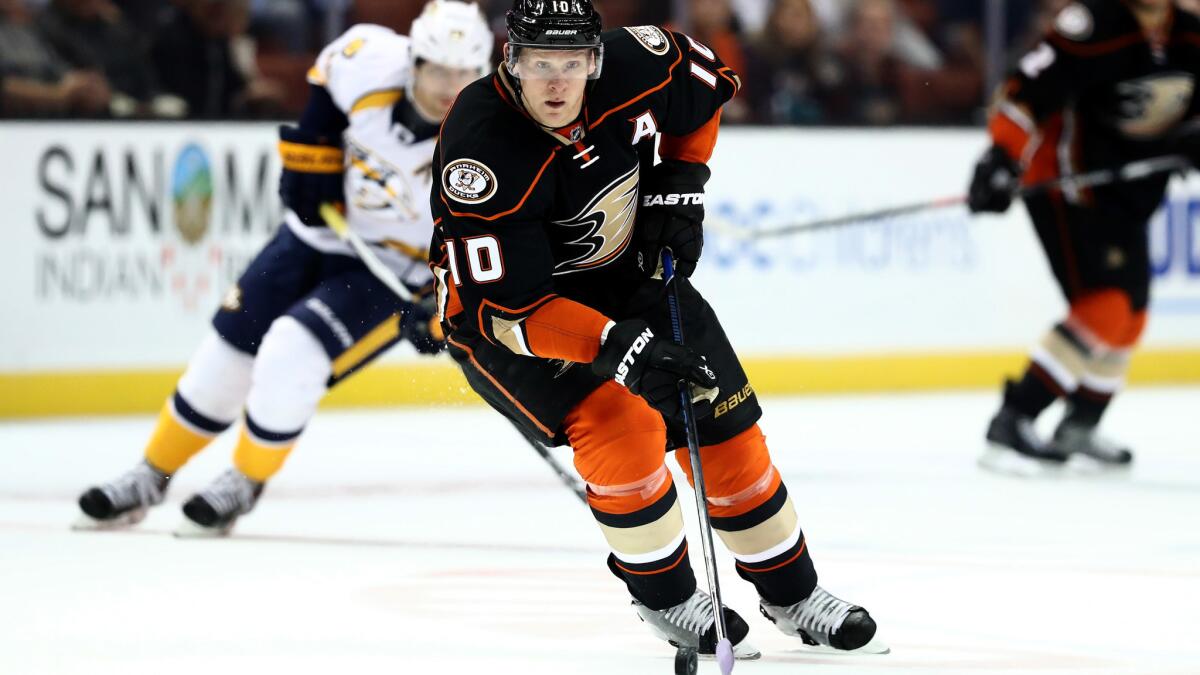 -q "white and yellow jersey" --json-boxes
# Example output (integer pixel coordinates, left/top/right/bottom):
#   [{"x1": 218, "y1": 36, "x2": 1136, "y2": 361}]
[{"x1": 285, "y1": 24, "x2": 439, "y2": 289}]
